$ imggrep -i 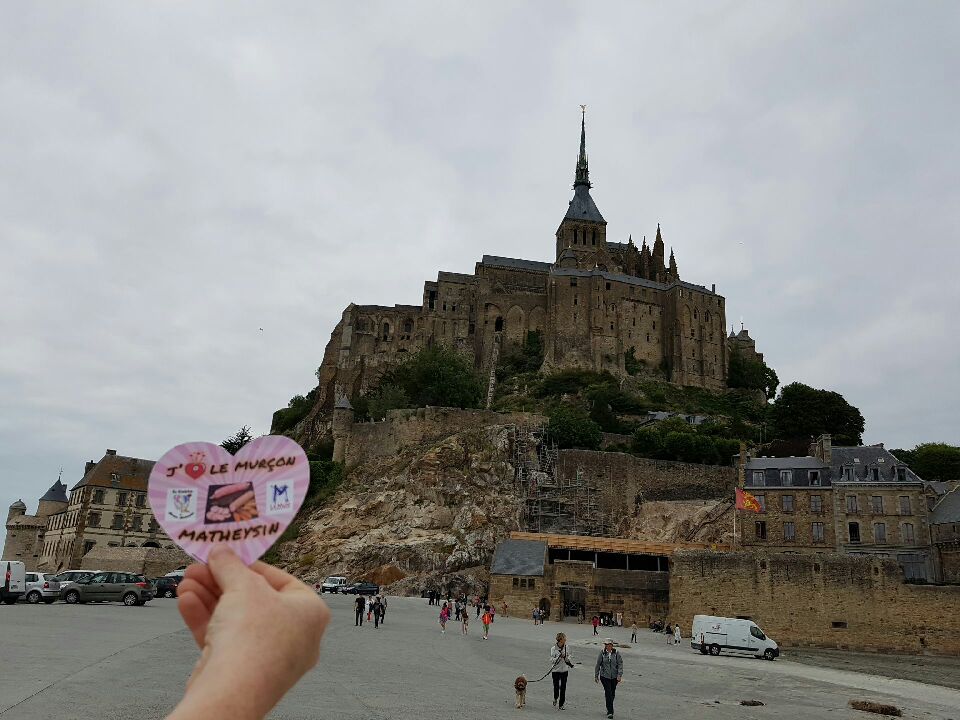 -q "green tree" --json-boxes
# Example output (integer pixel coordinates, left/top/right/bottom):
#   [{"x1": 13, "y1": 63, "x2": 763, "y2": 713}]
[
  {"x1": 270, "y1": 390, "x2": 316, "y2": 434},
  {"x1": 891, "y1": 443, "x2": 960, "y2": 480},
  {"x1": 769, "y1": 382, "x2": 865, "y2": 445},
  {"x1": 378, "y1": 346, "x2": 484, "y2": 409},
  {"x1": 624, "y1": 347, "x2": 645, "y2": 375},
  {"x1": 221, "y1": 426, "x2": 254, "y2": 454},
  {"x1": 547, "y1": 405, "x2": 602, "y2": 450},
  {"x1": 727, "y1": 350, "x2": 780, "y2": 400},
  {"x1": 366, "y1": 384, "x2": 411, "y2": 420},
  {"x1": 497, "y1": 331, "x2": 544, "y2": 380}
]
